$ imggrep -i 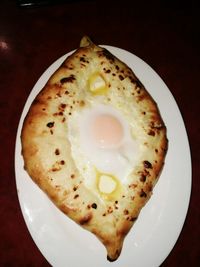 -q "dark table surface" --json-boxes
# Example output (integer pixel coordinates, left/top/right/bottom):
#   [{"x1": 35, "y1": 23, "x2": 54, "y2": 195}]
[{"x1": 0, "y1": 0, "x2": 199, "y2": 266}]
